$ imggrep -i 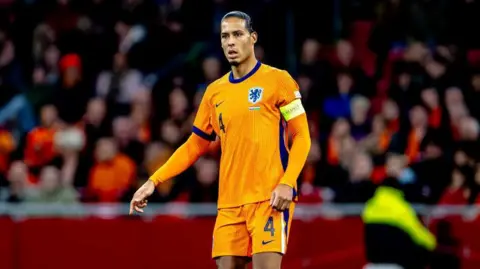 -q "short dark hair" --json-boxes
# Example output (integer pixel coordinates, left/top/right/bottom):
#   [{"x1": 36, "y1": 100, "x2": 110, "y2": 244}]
[{"x1": 221, "y1": 11, "x2": 254, "y2": 33}]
